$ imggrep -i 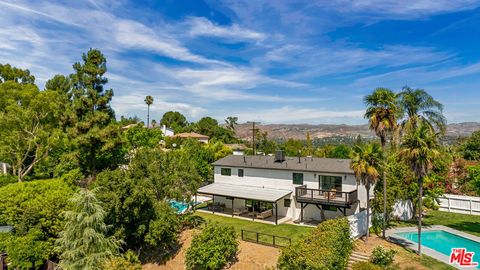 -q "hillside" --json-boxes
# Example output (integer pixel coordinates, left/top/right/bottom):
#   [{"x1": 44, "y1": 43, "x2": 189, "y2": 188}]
[{"x1": 234, "y1": 122, "x2": 480, "y2": 141}]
